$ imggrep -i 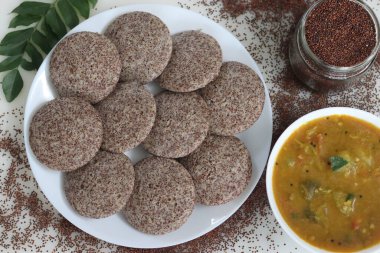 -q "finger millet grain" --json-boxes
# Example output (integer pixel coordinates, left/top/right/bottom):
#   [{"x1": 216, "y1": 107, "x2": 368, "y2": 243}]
[{"x1": 305, "y1": 0, "x2": 376, "y2": 67}]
